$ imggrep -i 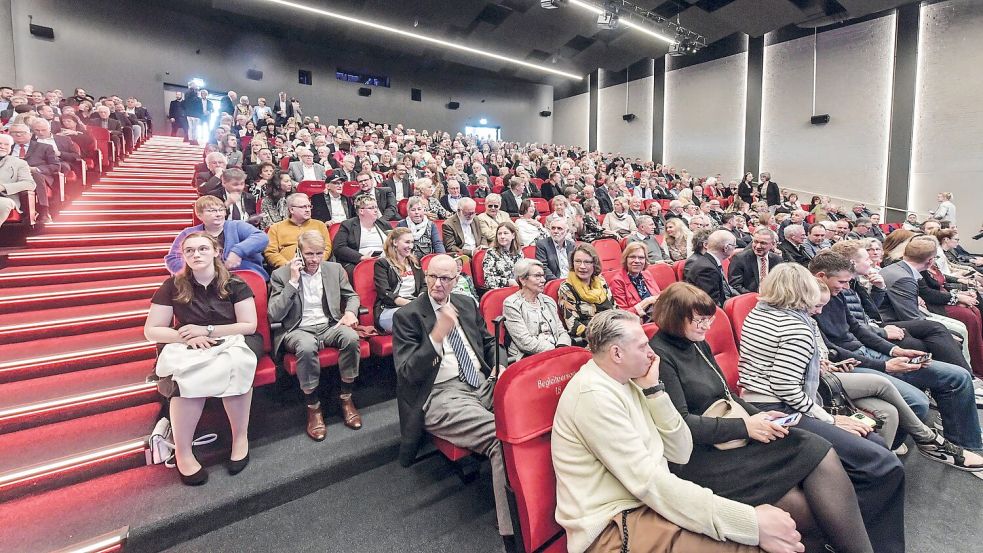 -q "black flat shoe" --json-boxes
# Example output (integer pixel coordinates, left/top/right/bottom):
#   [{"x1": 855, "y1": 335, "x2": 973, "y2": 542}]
[
  {"x1": 179, "y1": 465, "x2": 208, "y2": 486},
  {"x1": 228, "y1": 453, "x2": 250, "y2": 475}
]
